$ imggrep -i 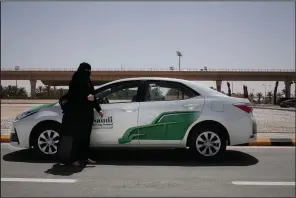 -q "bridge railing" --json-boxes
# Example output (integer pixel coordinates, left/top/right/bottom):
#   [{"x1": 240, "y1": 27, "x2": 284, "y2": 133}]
[{"x1": 1, "y1": 68, "x2": 296, "y2": 72}]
